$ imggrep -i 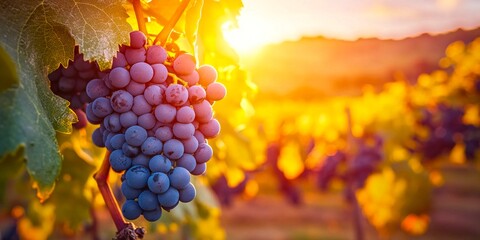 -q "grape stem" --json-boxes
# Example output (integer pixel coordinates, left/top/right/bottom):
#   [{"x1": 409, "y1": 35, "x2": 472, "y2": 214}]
[
  {"x1": 153, "y1": 0, "x2": 192, "y2": 46},
  {"x1": 132, "y1": 0, "x2": 148, "y2": 38},
  {"x1": 94, "y1": 151, "x2": 128, "y2": 231}
]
